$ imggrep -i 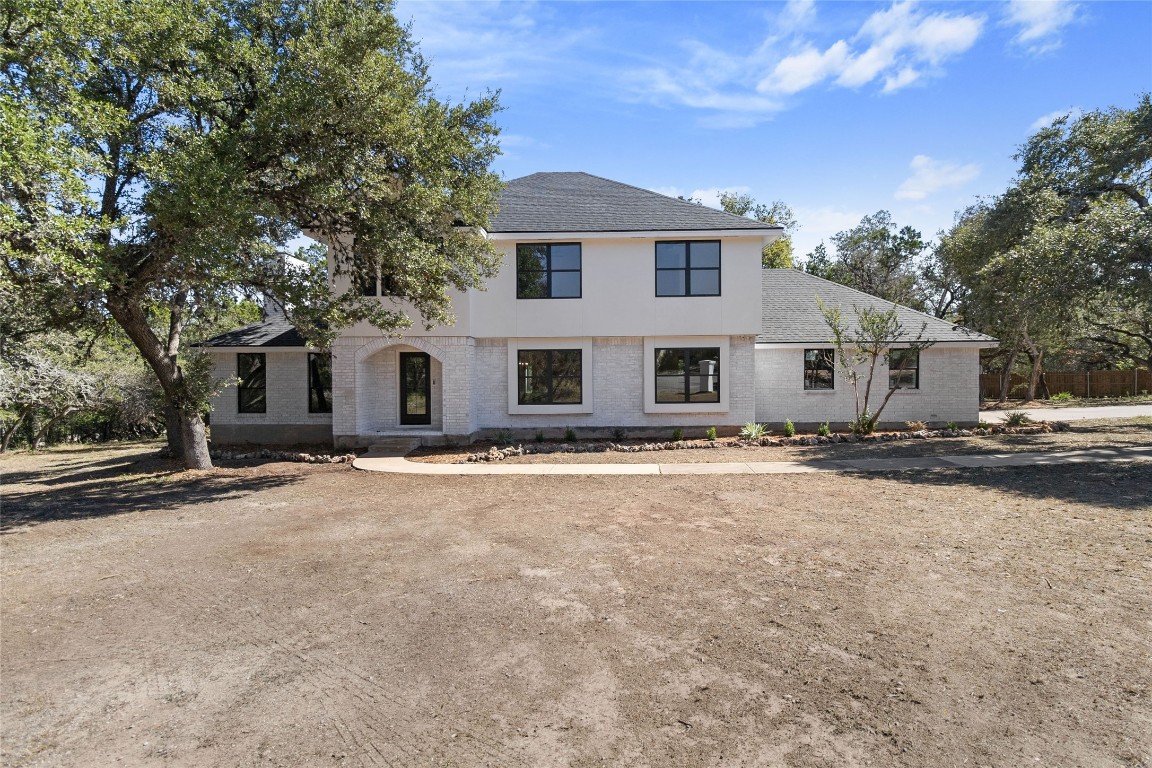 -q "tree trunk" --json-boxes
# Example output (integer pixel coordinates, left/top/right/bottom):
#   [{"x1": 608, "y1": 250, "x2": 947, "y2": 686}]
[
  {"x1": 106, "y1": 296, "x2": 213, "y2": 470},
  {"x1": 164, "y1": 404, "x2": 183, "y2": 457},
  {"x1": 999, "y1": 349, "x2": 1018, "y2": 403},
  {"x1": 0, "y1": 407, "x2": 32, "y2": 452},
  {"x1": 1025, "y1": 347, "x2": 1045, "y2": 402}
]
